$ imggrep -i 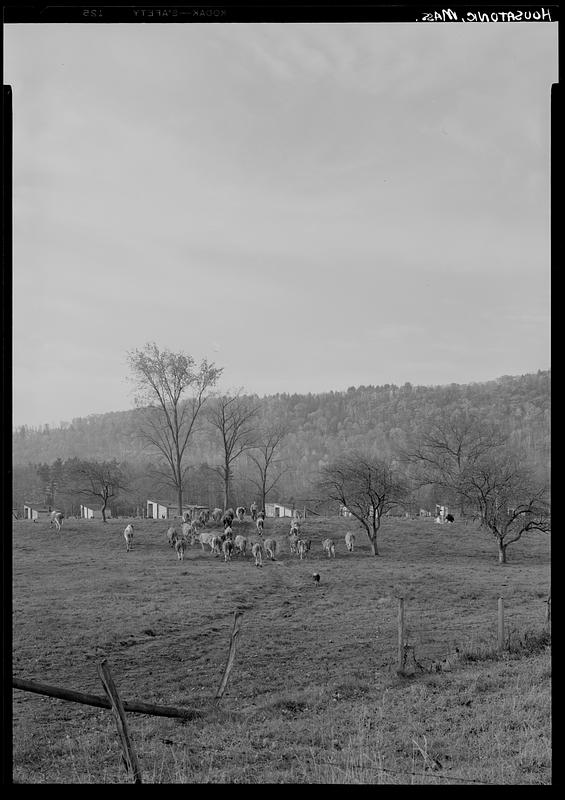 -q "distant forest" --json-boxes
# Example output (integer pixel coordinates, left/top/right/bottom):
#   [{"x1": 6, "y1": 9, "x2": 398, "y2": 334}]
[{"x1": 13, "y1": 371, "x2": 550, "y2": 514}]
